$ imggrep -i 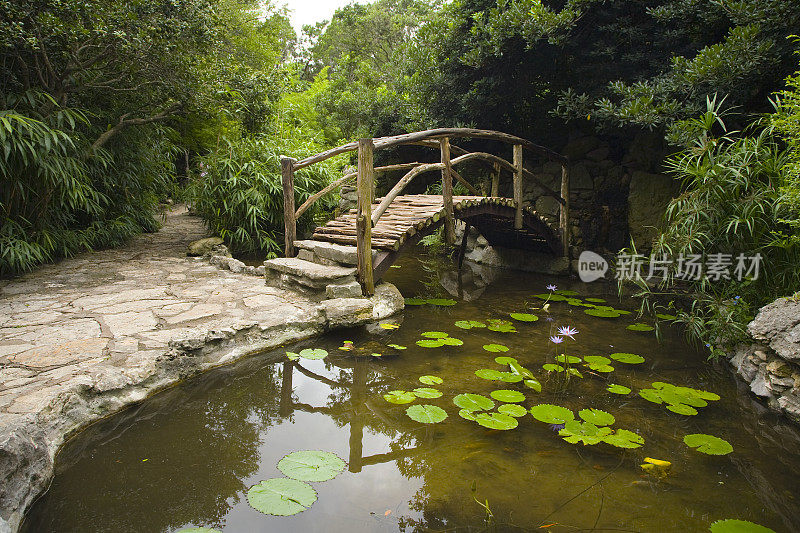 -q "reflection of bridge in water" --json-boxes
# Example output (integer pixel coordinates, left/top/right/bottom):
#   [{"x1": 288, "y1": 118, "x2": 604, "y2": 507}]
[{"x1": 278, "y1": 359, "x2": 431, "y2": 473}]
